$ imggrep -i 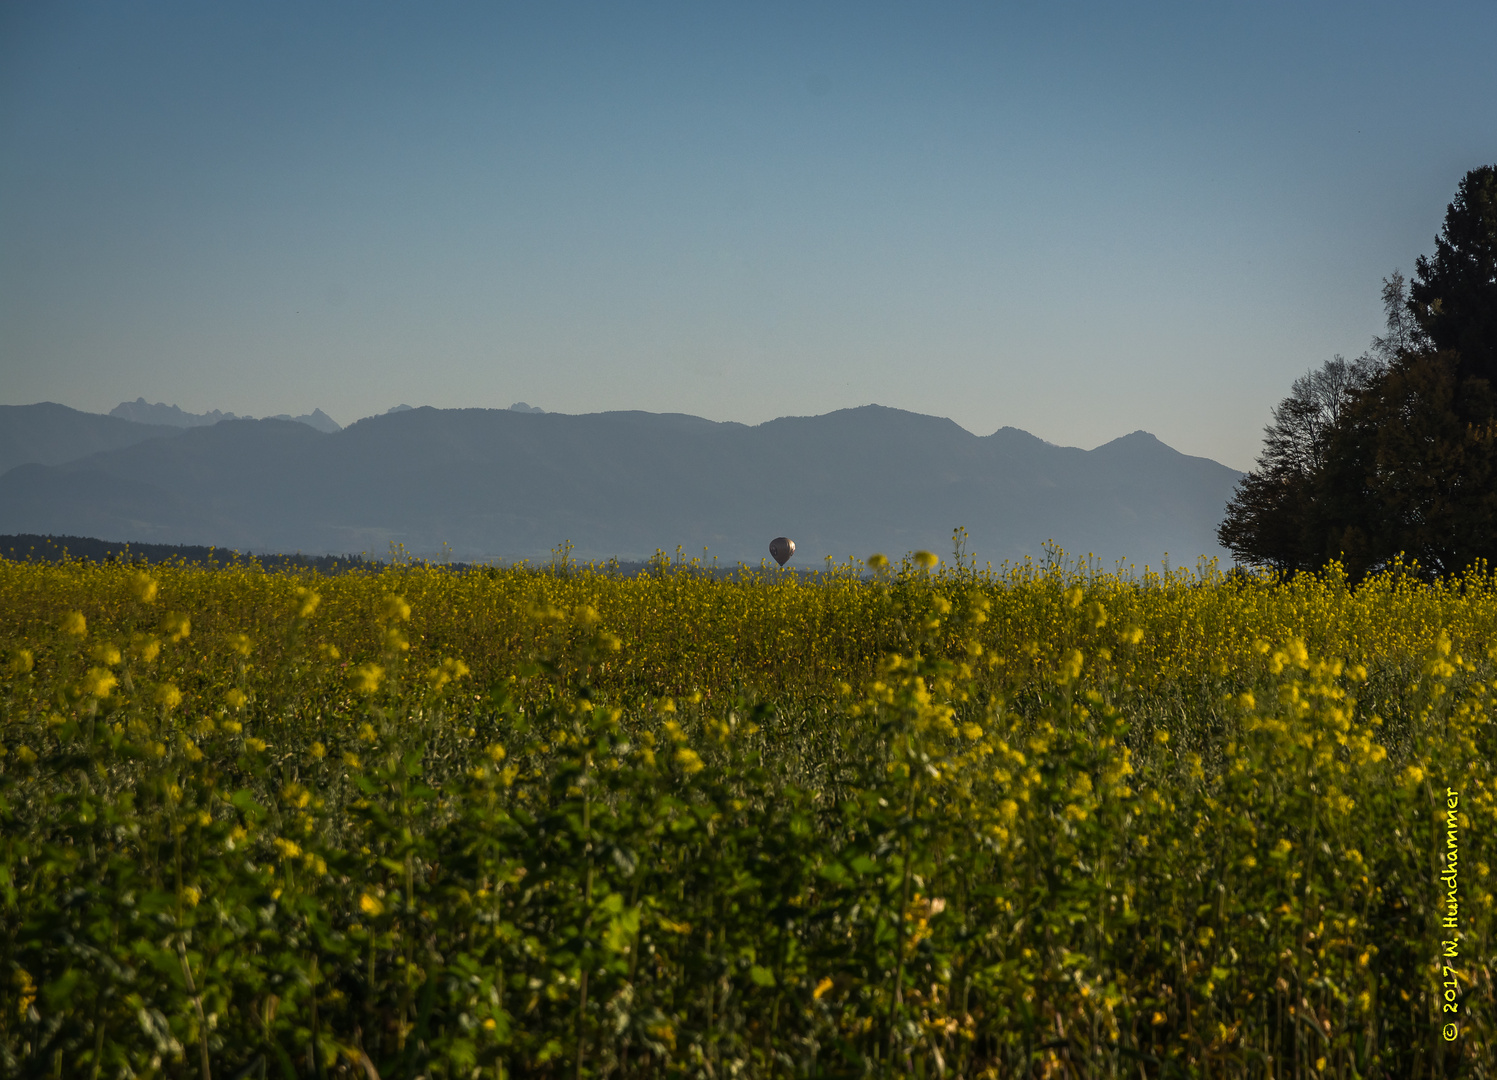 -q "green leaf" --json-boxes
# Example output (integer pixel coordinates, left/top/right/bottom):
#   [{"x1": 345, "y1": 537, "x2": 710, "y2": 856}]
[{"x1": 231, "y1": 789, "x2": 266, "y2": 820}]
